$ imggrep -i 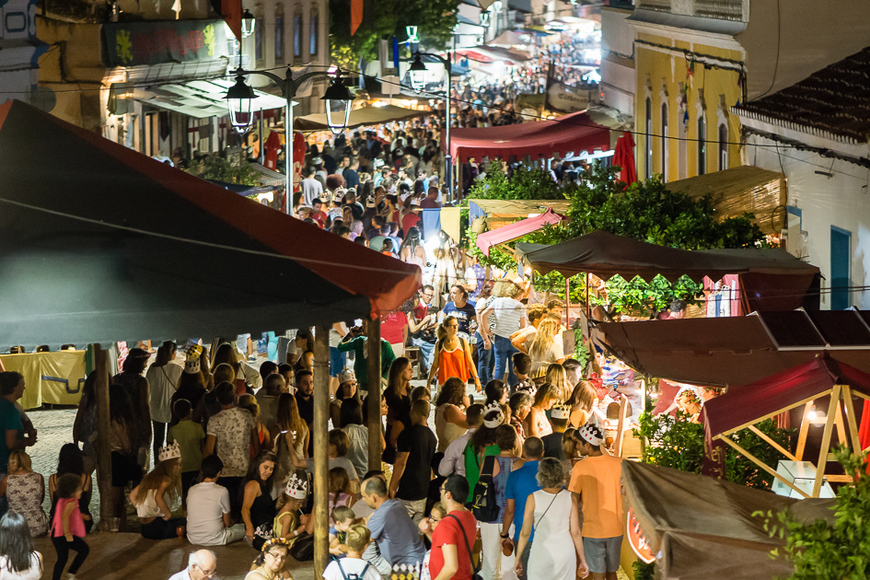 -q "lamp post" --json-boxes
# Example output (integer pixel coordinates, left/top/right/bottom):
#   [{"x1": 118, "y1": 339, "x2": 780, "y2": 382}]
[
  {"x1": 225, "y1": 66, "x2": 352, "y2": 214},
  {"x1": 408, "y1": 51, "x2": 454, "y2": 202}
]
